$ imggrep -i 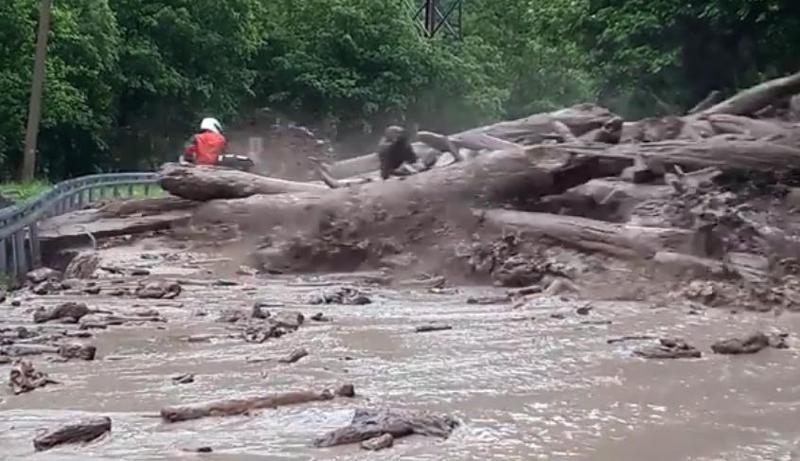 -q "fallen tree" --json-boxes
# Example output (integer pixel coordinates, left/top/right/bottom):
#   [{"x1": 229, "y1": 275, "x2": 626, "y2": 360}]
[
  {"x1": 698, "y1": 71, "x2": 800, "y2": 117},
  {"x1": 158, "y1": 162, "x2": 326, "y2": 201},
  {"x1": 479, "y1": 209, "x2": 695, "y2": 259}
]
